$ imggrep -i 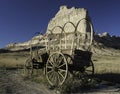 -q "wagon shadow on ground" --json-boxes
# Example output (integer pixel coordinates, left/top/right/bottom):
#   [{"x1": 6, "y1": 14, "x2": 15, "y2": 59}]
[
  {"x1": 57, "y1": 73, "x2": 120, "y2": 93},
  {"x1": 94, "y1": 73, "x2": 120, "y2": 84},
  {"x1": 79, "y1": 73, "x2": 120, "y2": 93}
]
